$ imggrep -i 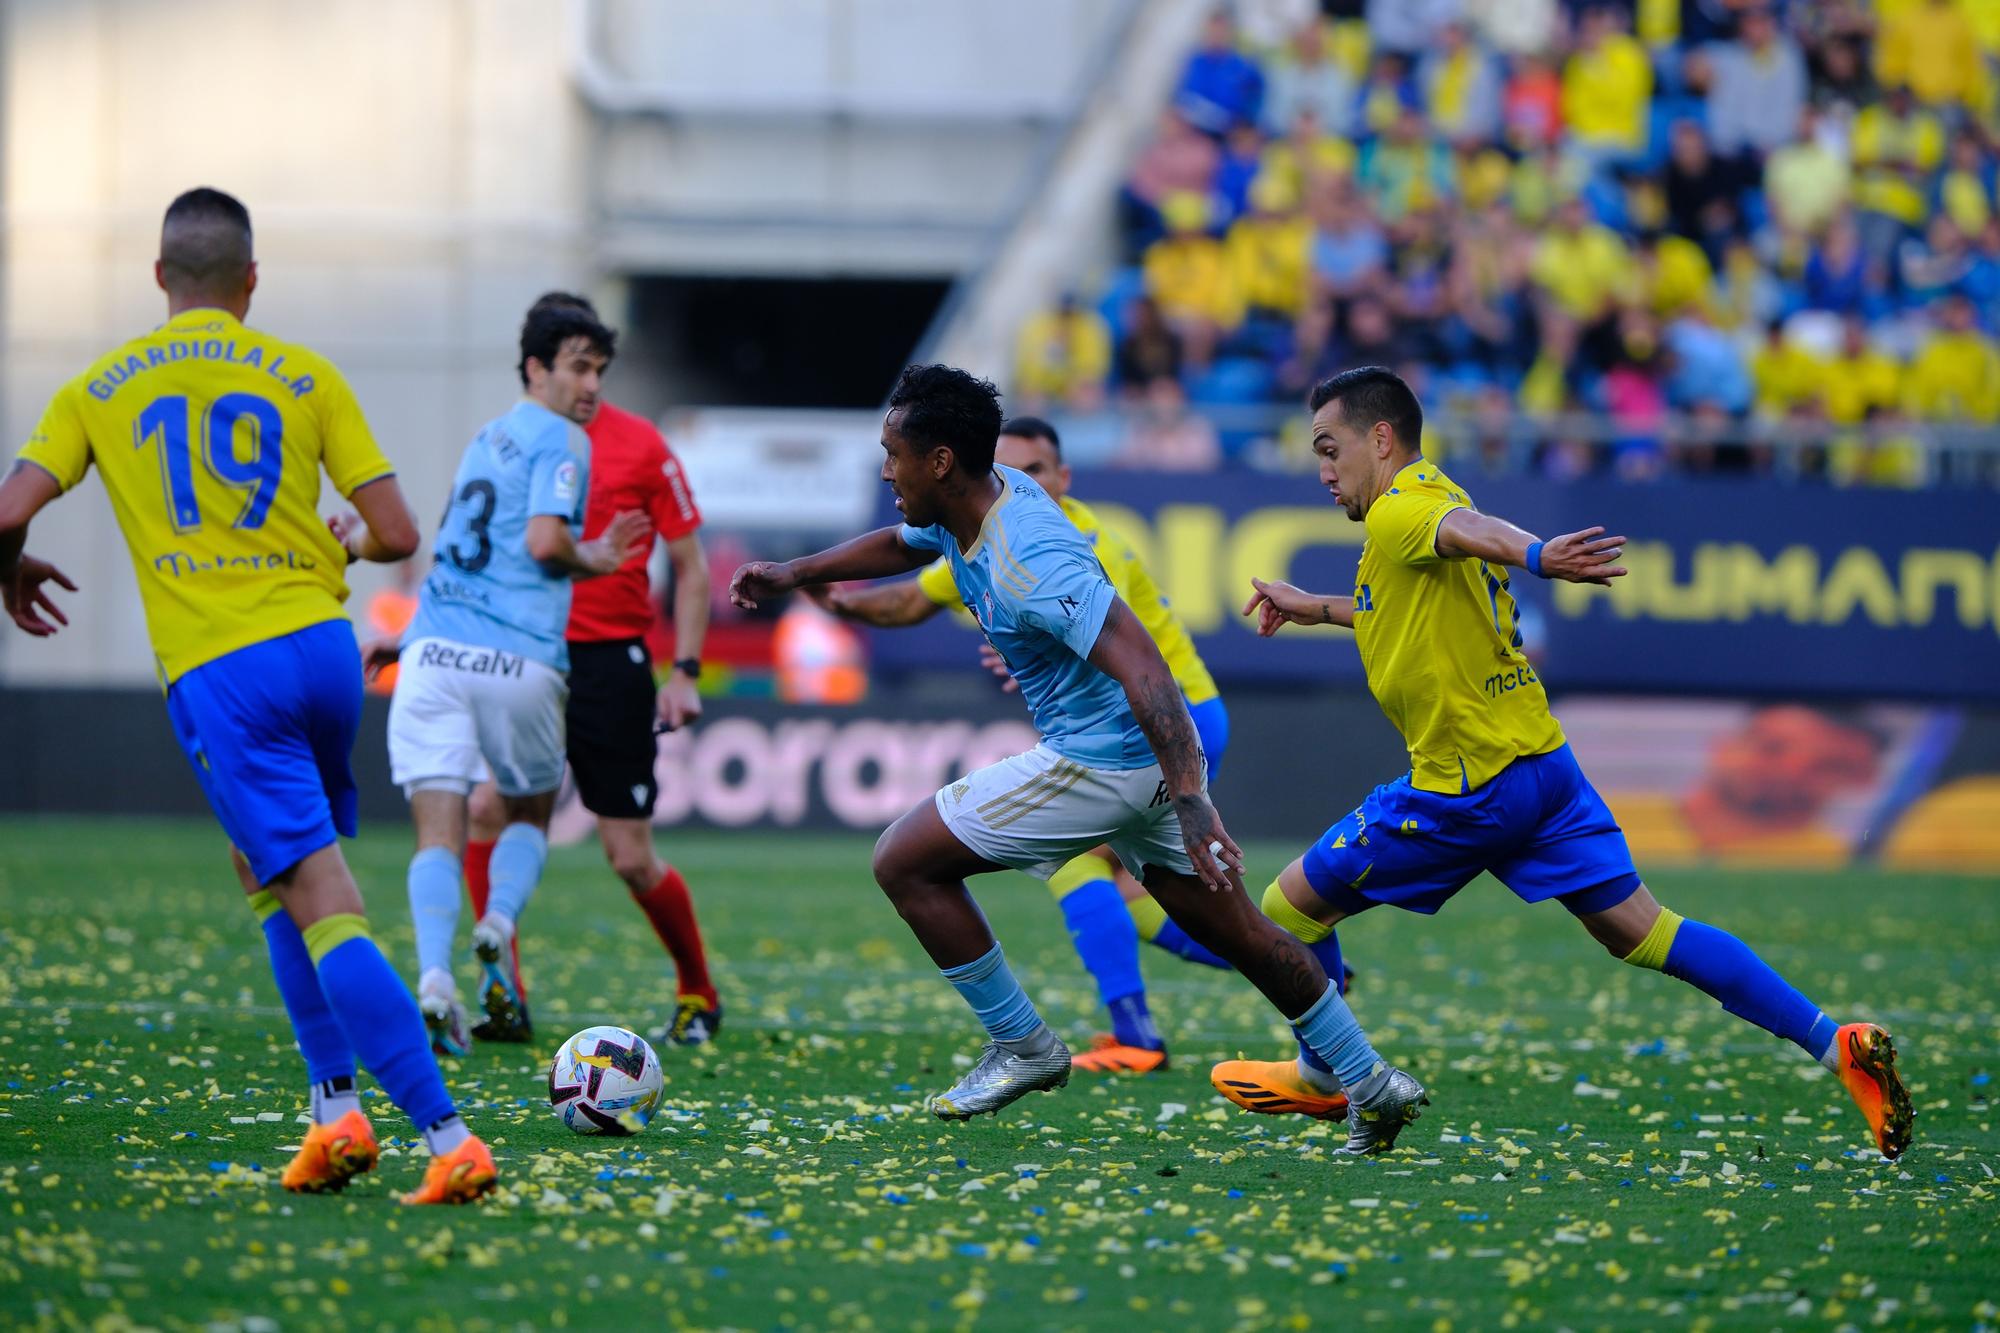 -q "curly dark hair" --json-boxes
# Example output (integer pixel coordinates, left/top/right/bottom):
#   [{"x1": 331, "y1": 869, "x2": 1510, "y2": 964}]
[{"x1": 887, "y1": 364, "x2": 1005, "y2": 475}]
